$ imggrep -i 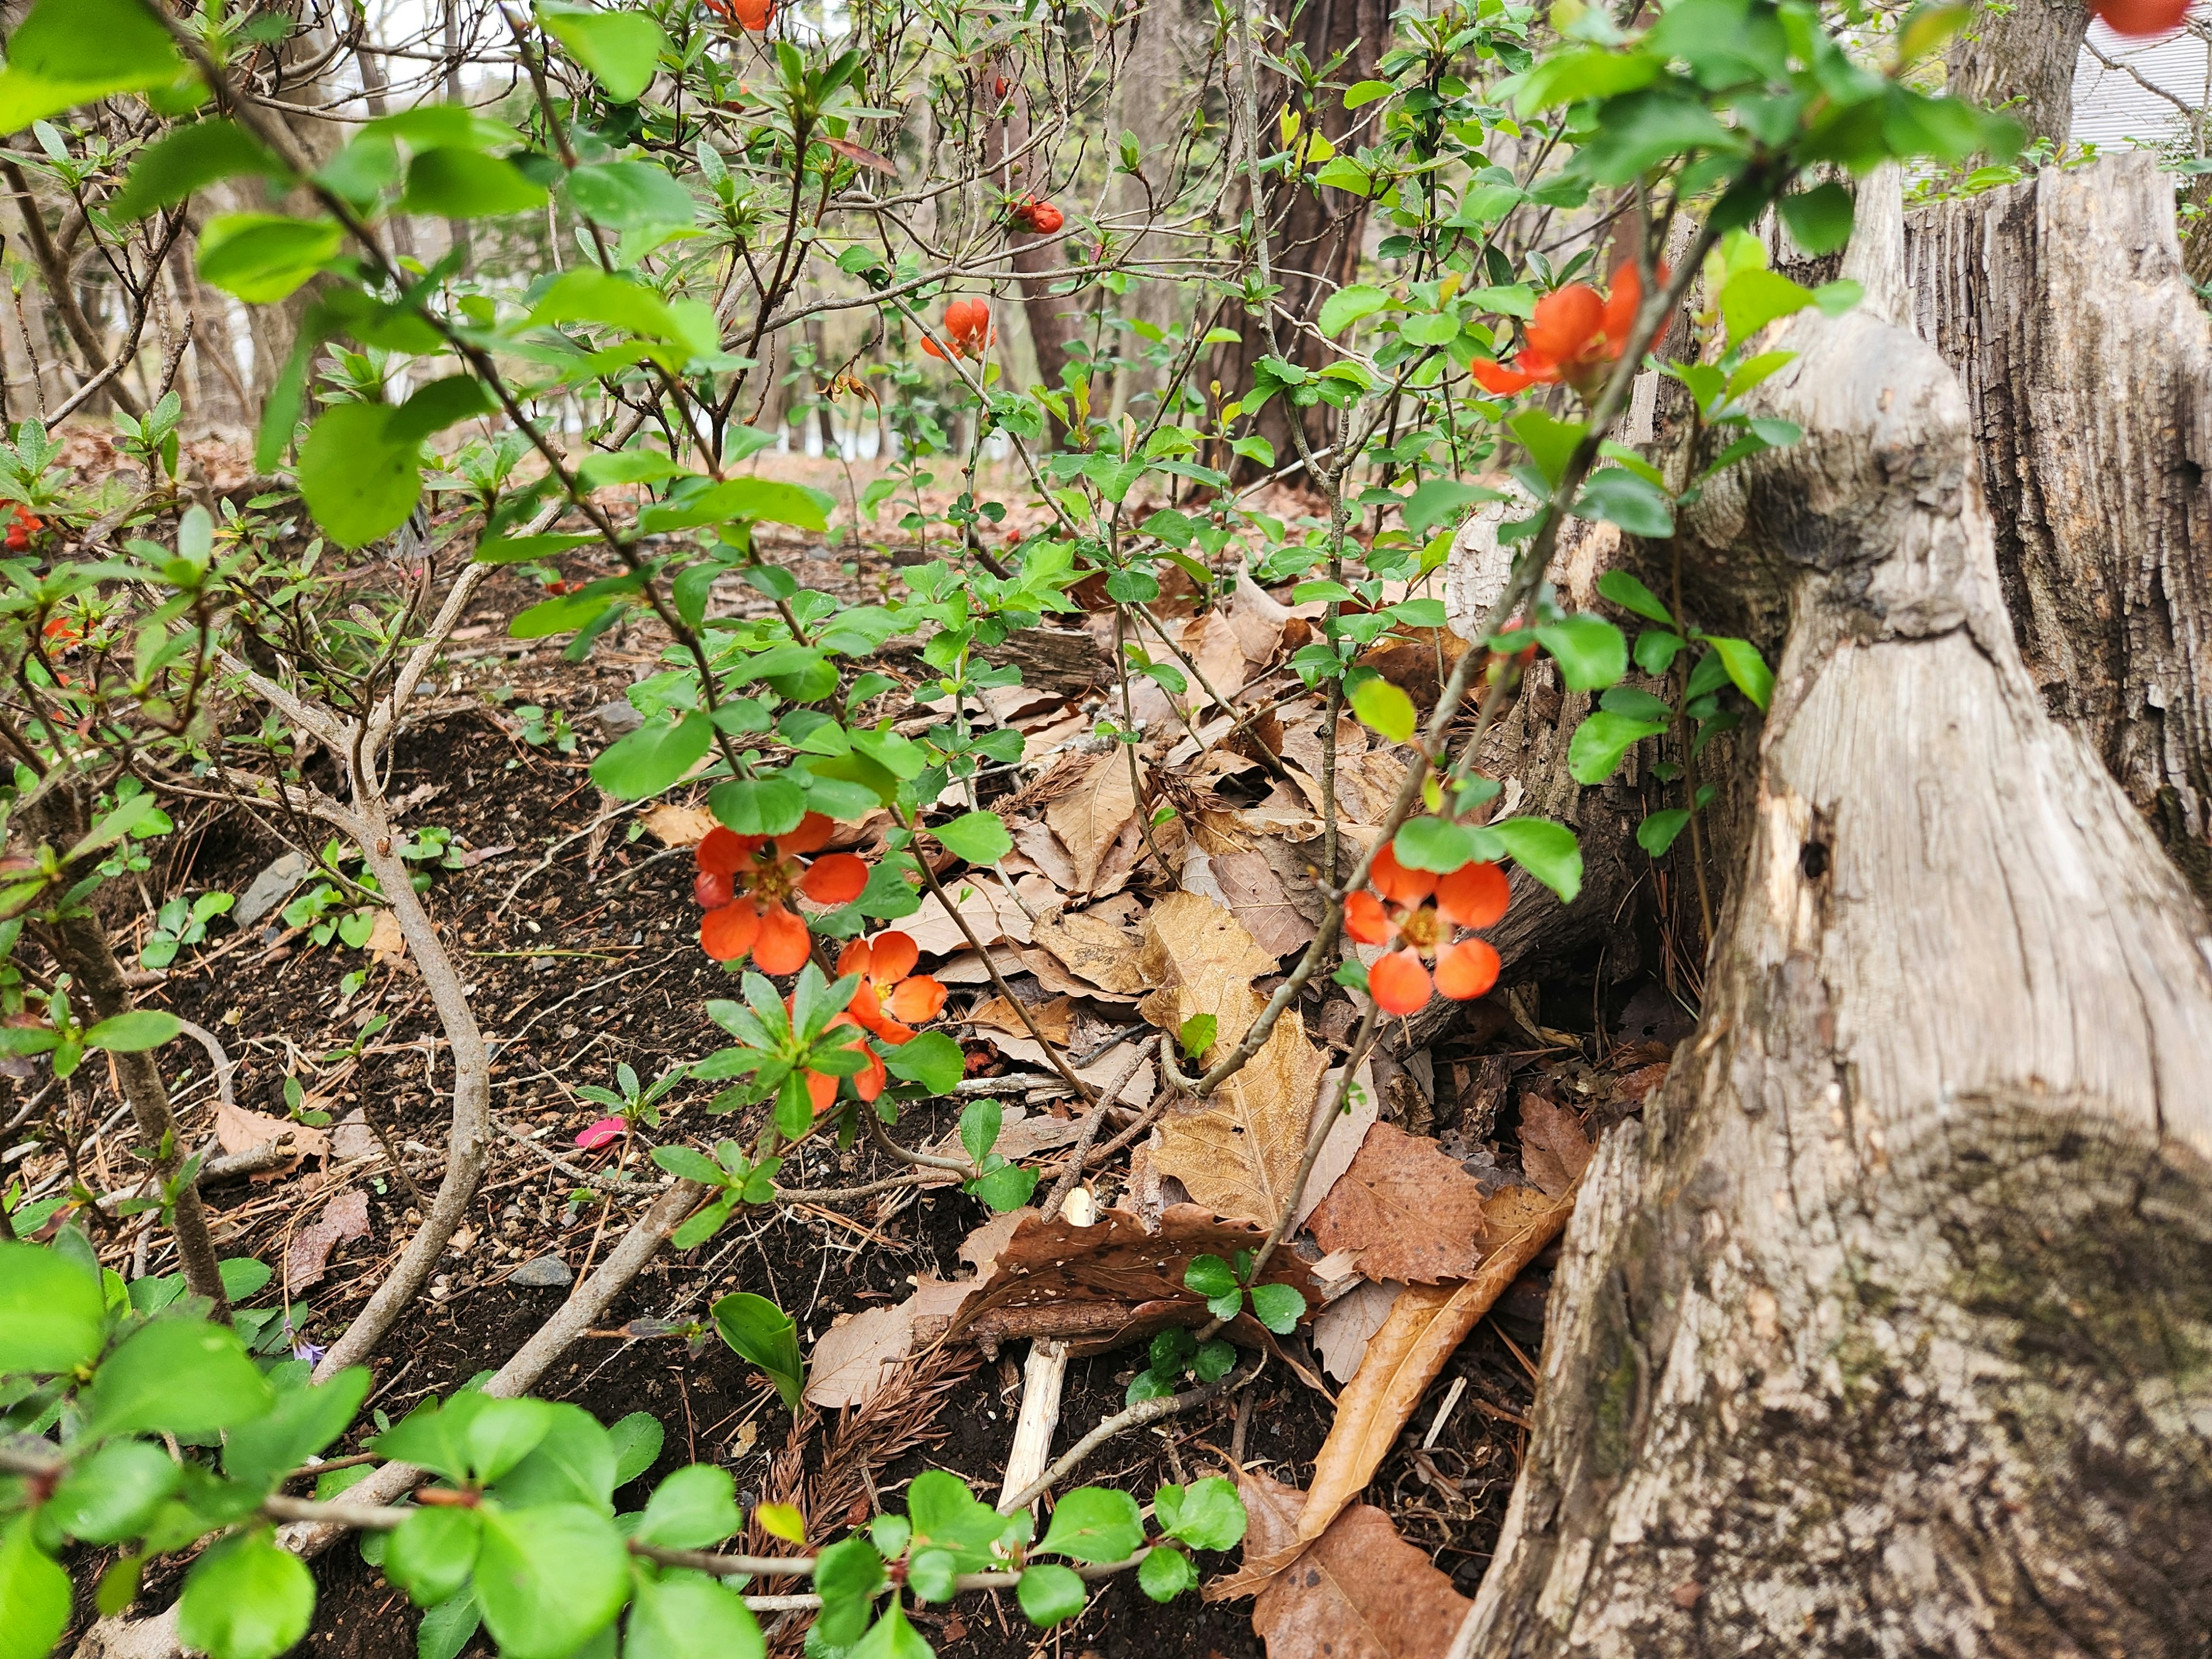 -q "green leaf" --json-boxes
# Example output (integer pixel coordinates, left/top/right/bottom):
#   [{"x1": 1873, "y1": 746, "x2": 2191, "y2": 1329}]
[
  {"x1": 883, "y1": 1029, "x2": 964, "y2": 1095},
  {"x1": 472, "y1": 1504, "x2": 632, "y2": 1659},
  {"x1": 1574, "y1": 468, "x2": 1674, "y2": 537},
  {"x1": 475, "y1": 532, "x2": 602, "y2": 565},
  {"x1": 1346, "y1": 677, "x2": 1416, "y2": 744},
  {"x1": 1247, "y1": 1282, "x2": 1305, "y2": 1334},
  {"x1": 1532, "y1": 615, "x2": 1628, "y2": 692},
  {"x1": 591, "y1": 712, "x2": 712, "y2": 800},
  {"x1": 415, "y1": 1594, "x2": 480, "y2": 1659},
  {"x1": 1182, "y1": 1254, "x2": 1236, "y2": 1298},
  {"x1": 86, "y1": 1317, "x2": 274, "y2": 1438},
  {"x1": 1318, "y1": 284, "x2": 1387, "y2": 337},
  {"x1": 372, "y1": 1395, "x2": 554, "y2": 1486},
  {"x1": 1155, "y1": 1475, "x2": 1246, "y2": 1551},
  {"x1": 541, "y1": 5, "x2": 667, "y2": 102},
  {"x1": 1393, "y1": 817, "x2": 1497, "y2": 874},
  {"x1": 1036, "y1": 1487, "x2": 1143, "y2": 1565},
  {"x1": 1595, "y1": 569, "x2": 1673, "y2": 626},
  {"x1": 810, "y1": 1536, "x2": 886, "y2": 1649},
  {"x1": 47, "y1": 1441, "x2": 178, "y2": 1544},
  {"x1": 1633, "y1": 627, "x2": 1685, "y2": 676},
  {"x1": 109, "y1": 121, "x2": 287, "y2": 221},
  {"x1": 711, "y1": 1293, "x2": 804, "y2": 1413},
  {"x1": 927, "y1": 810, "x2": 1011, "y2": 866},
  {"x1": 1508, "y1": 409, "x2": 1585, "y2": 487},
  {"x1": 970, "y1": 1164, "x2": 1037, "y2": 1211},
  {"x1": 1490, "y1": 817, "x2": 1583, "y2": 904},
  {"x1": 176, "y1": 1531, "x2": 316, "y2": 1659},
  {"x1": 650, "y1": 1145, "x2": 729, "y2": 1186},
  {"x1": 1778, "y1": 181, "x2": 1855, "y2": 255},
  {"x1": 402, "y1": 147, "x2": 549, "y2": 217},
  {"x1": 563, "y1": 160, "x2": 695, "y2": 230},
  {"x1": 1705, "y1": 636, "x2": 1774, "y2": 710},
  {"x1": 1138, "y1": 1544, "x2": 1197, "y2": 1601},
  {"x1": 702, "y1": 776, "x2": 802, "y2": 838},
  {"x1": 0, "y1": 1240, "x2": 104, "y2": 1373},
  {"x1": 1599, "y1": 687, "x2": 1675, "y2": 722},
  {"x1": 608, "y1": 1412, "x2": 664, "y2": 1486},
  {"x1": 637, "y1": 1464, "x2": 742, "y2": 1548},
  {"x1": 650, "y1": 476, "x2": 835, "y2": 532},
  {"x1": 0, "y1": 1516, "x2": 67, "y2": 1659},
  {"x1": 958, "y1": 1099, "x2": 1001, "y2": 1166},
  {"x1": 1178, "y1": 1013, "x2": 1217, "y2": 1059},
  {"x1": 82, "y1": 1010, "x2": 180, "y2": 1052},
  {"x1": 626, "y1": 1570, "x2": 764, "y2": 1659},
  {"x1": 224, "y1": 1368, "x2": 373, "y2": 1495},
  {"x1": 1515, "y1": 45, "x2": 1662, "y2": 112},
  {"x1": 489, "y1": 1403, "x2": 616, "y2": 1511},
  {"x1": 905, "y1": 1547, "x2": 957, "y2": 1604},
  {"x1": 1402, "y1": 478, "x2": 1505, "y2": 536},
  {"x1": 198, "y1": 214, "x2": 344, "y2": 304},
  {"x1": 391, "y1": 376, "x2": 497, "y2": 443},
  {"x1": 0, "y1": 0, "x2": 179, "y2": 127},
  {"x1": 386, "y1": 1509, "x2": 482, "y2": 1609},
  {"x1": 299, "y1": 402, "x2": 421, "y2": 549},
  {"x1": 1636, "y1": 808, "x2": 1691, "y2": 855},
  {"x1": 1721, "y1": 267, "x2": 1815, "y2": 346},
  {"x1": 1566, "y1": 711, "x2": 1667, "y2": 785},
  {"x1": 1016, "y1": 1563, "x2": 1086, "y2": 1626},
  {"x1": 848, "y1": 1603, "x2": 932, "y2": 1659}
]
